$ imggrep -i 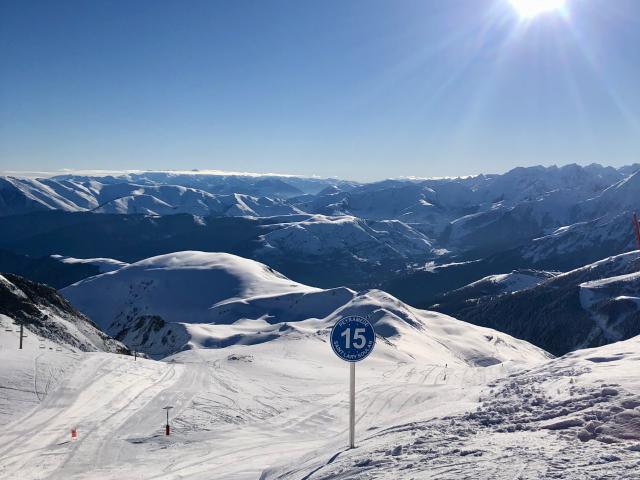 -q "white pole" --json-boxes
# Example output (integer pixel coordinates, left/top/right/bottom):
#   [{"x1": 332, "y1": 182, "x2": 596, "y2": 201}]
[{"x1": 349, "y1": 361, "x2": 355, "y2": 448}]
